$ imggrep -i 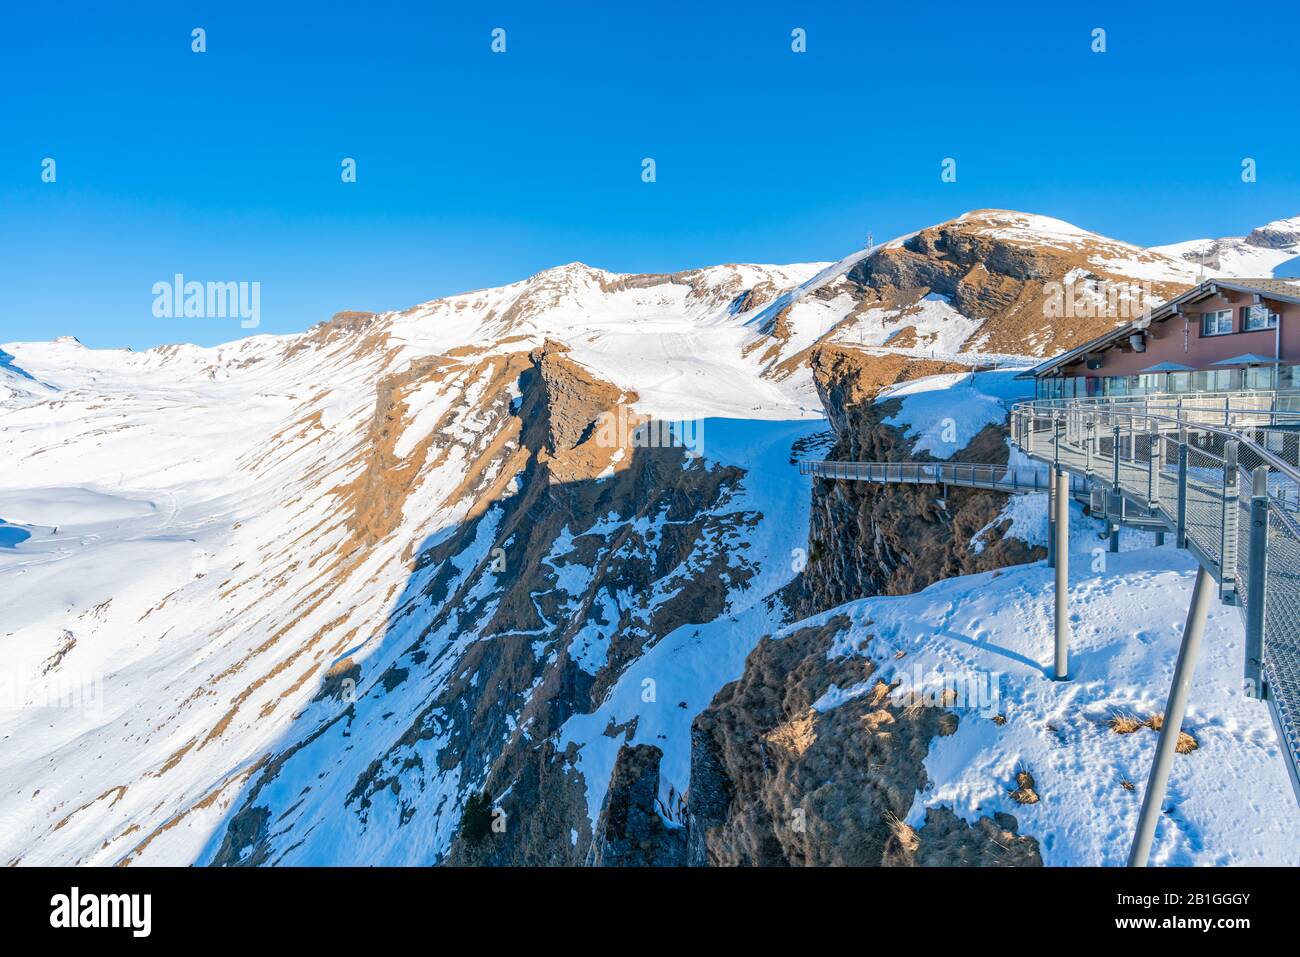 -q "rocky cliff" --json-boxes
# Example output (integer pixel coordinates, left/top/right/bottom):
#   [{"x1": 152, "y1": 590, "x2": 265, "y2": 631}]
[
  {"x1": 686, "y1": 616, "x2": 1040, "y2": 866},
  {"x1": 795, "y1": 346, "x2": 1043, "y2": 616},
  {"x1": 206, "y1": 341, "x2": 767, "y2": 866}
]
